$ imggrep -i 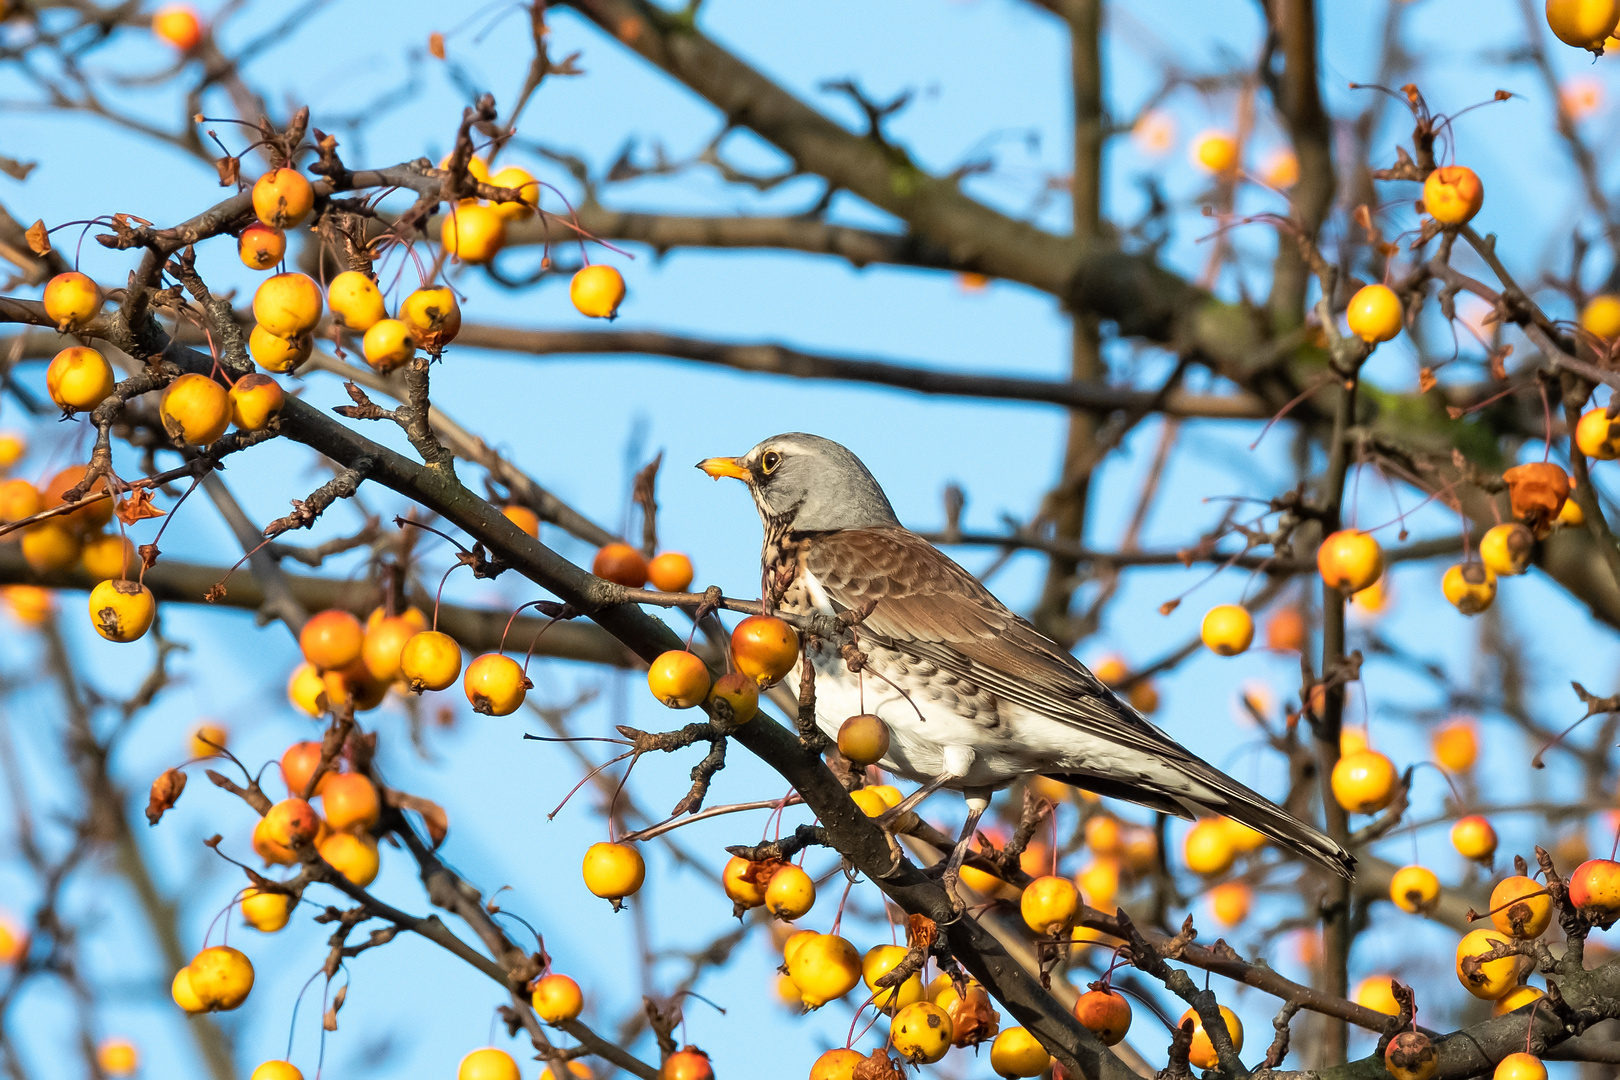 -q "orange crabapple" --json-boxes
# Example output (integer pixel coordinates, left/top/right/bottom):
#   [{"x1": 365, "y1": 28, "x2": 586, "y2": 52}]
[
  {"x1": 661, "y1": 1047, "x2": 714, "y2": 1080},
  {"x1": 1190, "y1": 130, "x2": 1238, "y2": 174},
  {"x1": 1491, "y1": 875, "x2": 1553, "y2": 938},
  {"x1": 250, "y1": 1063, "x2": 304, "y2": 1080},
  {"x1": 570, "y1": 265, "x2": 626, "y2": 319},
  {"x1": 252, "y1": 168, "x2": 314, "y2": 229},
  {"x1": 502, "y1": 504, "x2": 540, "y2": 538},
  {"x1": 252, "y1": 817, "x2": 297, "y2": 867},
  {"x1": 861, "y1": 944, "x2": 924, "y2": 1012},
  {"x1": 96, "y1": 1038, "x2": 138, "y2": 1077},
  {"x1": 362, "y1": 319, "x2": 417, "y2": 373},
  {"x1": 1494, "y1": 1054, "x2": 1547, "y2": 1080},
  {"x1": 1581, "y1": 294, "x2": 1620, "y2": 339},
  {"x1": 1423, "y1": 165, "x2": 1484, "y2": 226},
  {"x1": 87, "y1": 579, "x2": 154, "y2": 642},
  {"x1": 151, "y1": 5, "x2": 201, "y2": 49},
  {"x1": 171, "y1": 966, "x2": 205, "y2": 1013},
  {"x1": 1085, "y1": 815, "x2": 1123, "y2": 855},
  {"x1": 810, "y1": 1049, "x2": 863, "y2": 1080},
  {"x1": 437, "y1": 153, "x2": 493, "y2": 184},
  {"x1": 730, "y1": 614, "x2": 799, "y2": 687},
  {"x1": 1354, "y1": 976, "x2": 1400, "y2": 1016},
  {"x1": 361, "y1": 613, "x2": 417, "y2": 682},
  {"x1": 1182, "y1": 1006, "x2": 1243, "y2": 1070},
  {"x1": 1222, "y1": 816, "x2": 1266, "y2": 853},
  {"x1": 1183, "y1": 817, "x2": 1236, "y2": 876},
  {"x1": 80, "y1": 532, "x2": 133, "y2": 581},
  {"x1": 1076, "y1": 857, "x2": 1121, "y2": 910},
  {"x1": 646, "y1": 551, "x2": 695, "y2": 592},
  {"x1": 399, "y1": 287, "x2": 461, "y2": 349},
  {"x1": 248, "y1": 325, "x2": 312, "y2": 373},
  {"x1": 990, "y1": 1027, "x2": 1050, "y2": 1079},
  {"x1": 1318, "y1": 529, "x2": 1383, "y2": 593},
  {"x1": 1347, "y1": 283, "x2": 1403, "y2": 343},
  {"x1": 0, "y1": 430, "x2": 23, "y2": 469},
  {"x1": 1074, "y1": 988, "x2": 1131, "y2": 1045},
  {"x1": 401, "y1": 630, "x2": 463, "y2": 692},
  {"x1": 541, "y1": 1064, "x2": 593, "y2": 1080},
  {"x1": 22, "y1": 522, "x2": 80, "y2": 574},
  {"x1": 319, "y1": 831, "x2": 379, "y2": 886},
  {"x1": 43, "y1": 464, "x2": 112, "y2": 532},
  {"x1": 0, "y1": 478, "x2": 37, "y2": 523},
  {"x1": 327, "y1": 271, "x2": 387, "y2": 332},
  {"x1": 228, "y1": 373, "x2": 284, "y2": 431},
  {"x1": 647, "y1": 650, "x2": 710, "y2": 709},
  {"x1": 240, "y1": 888, "x2": 294, "y2": 933},
  {"x1": 722, "y1": 856, "x2": 767, "y2": 909},
  {"x1": 237, "y1": 223, "x2": 285, "y2": 270},
  {"x1": 279, "y1": 741, "x2": 327, "y2": 797},
  {"x1": 708, "y1": 671, "x2": 759, "y2": 726},
  {"x1": 300, "y1": 609, "x2": 364, "y2": 670},
  {"x1": 320, "y1": 773, "x2": 380, "y2": 832},
  {"x1": 46, "y1": 346, "x2": 114, "y2": 412},
  {"x1": 582, "y1": 841, "x2": 645, "y2": 905},
  {"x1": 252, "y1": 272, "x2": 322, "y2": 337},
  {"x1": 286, "y1": 663, "x2": 327, "y2": 717},
  {"x1": 160, "y1": 373, "x2": 231, "y2": 445},
  {"x1": 530, "y1": 973, "x2": 584, "y2": 1023},
  {"x1": 1479, "y1": 523, "x2": 1534, "y2": 578},
  {"x1": 1452, "y1": 815, "x2": 1498, "y2": 861},
  {"x1": 837, "y1": 713, "x2": 890, "y2": 766},
  {"x1": 464, "y1": 652, "x2": 530, "y2": 715},
  {"x1": 441, "y1": 202, "x2": 505, "y2": 263},
  {"x1": 322, "y1": 662, "x2": 387, "y2": 713},
  {"x1": 1265, "y1": 607, "x2": 1307, "y2": 651},
  {"x1": 188, "y1": 721, "x2": 227, "y2": 758},
  {"x1": 1577, "y1": 408, "x2": 1620, "y2": 460},
  {"x1": 1209, "y1": 880, "x2": 1252, "y2": 926},
  {"x1": 1567, "y1": 858, "x2": 1620, "y2": 918},
  {"x1": 591, "y1": 542, "x2": 647, "y2": 587},
  {"x1": 1331, "y1": 749, "x2": 1397, "y2": 814},
  {"x1": 764, "y1": 863, "x2": 816, "y2": 920},
  {"x1": 1390, "y1": 864, "x2": 1442, "y2": 915},
  {"x1": 1200, "y1": 604, "x2": 1253, "y2": 655},
  {"x1": 1545, "y1": 0, "x2": 1620, "y2": 47},
  {"x1": 42, "y1": 272, "x2": 101, "y2": 332},
  {"x1": 1494, "y1": 985, "x2": 1545, "y2": 1018},
  {"x1": 264, "y1": 797, "x2": 320, "y2": 846},
  {"x1": 489, "y1": 165, "x2": 540, "y2": 220},
  {"x1": 1432, "y1": 717, "x2": 1480, "y2": 771}
]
